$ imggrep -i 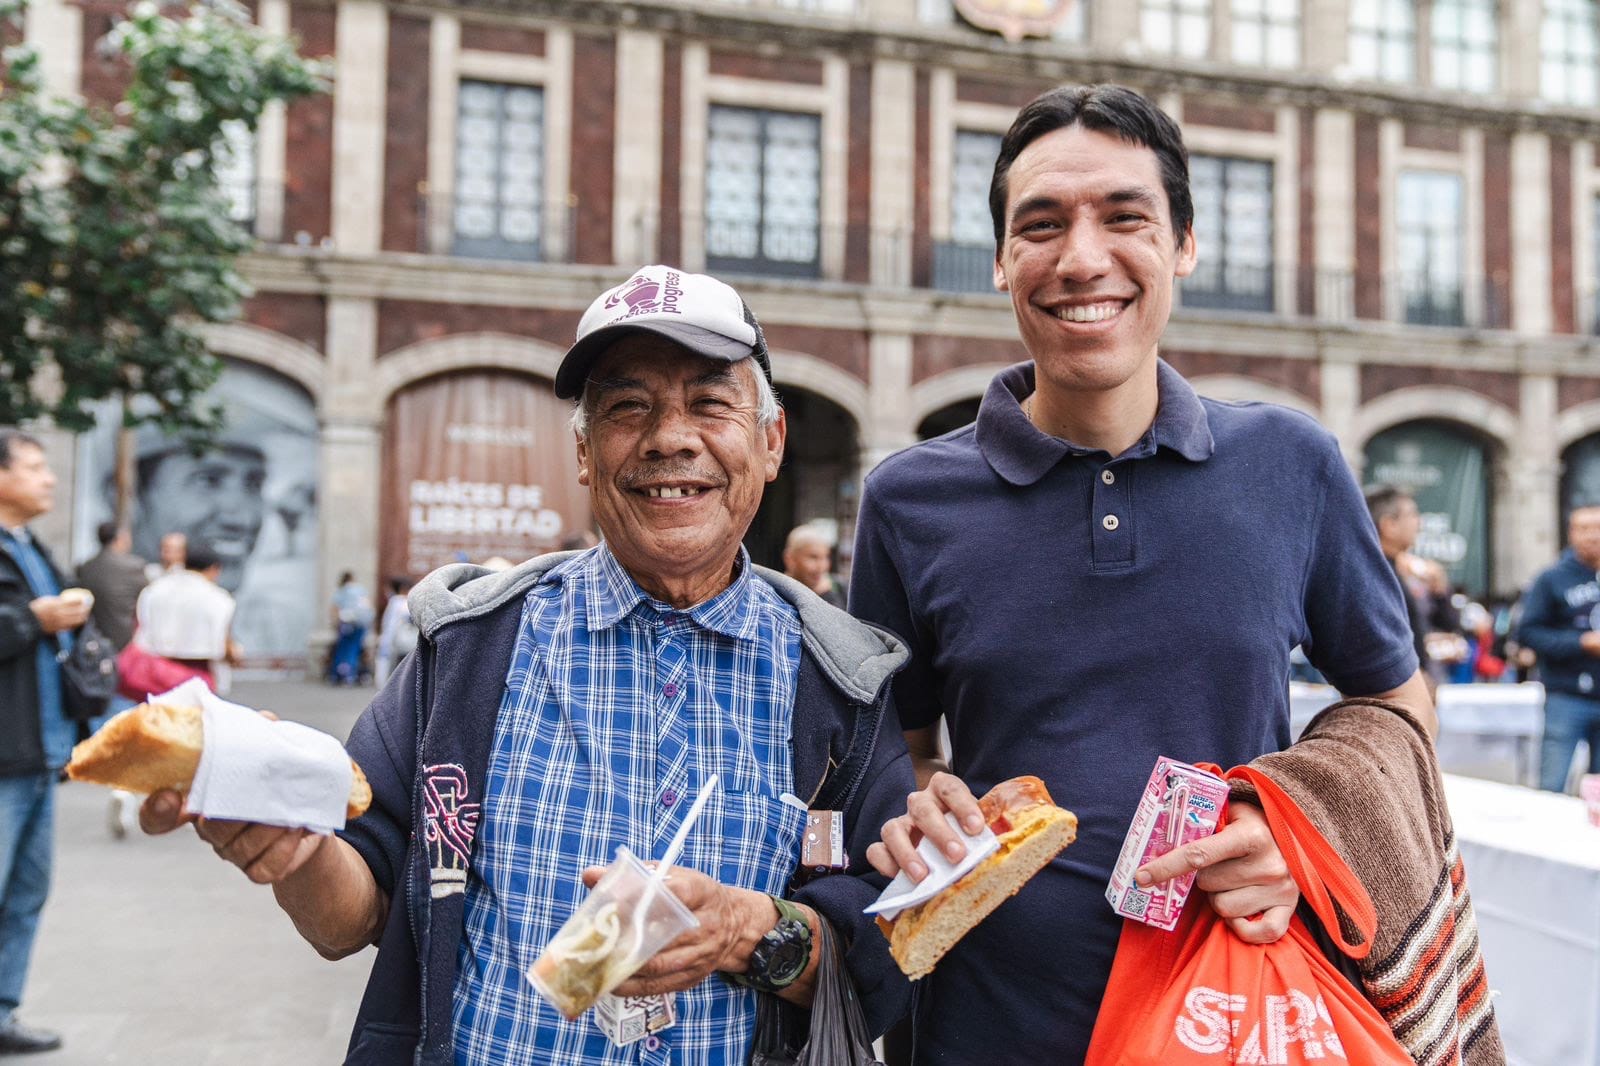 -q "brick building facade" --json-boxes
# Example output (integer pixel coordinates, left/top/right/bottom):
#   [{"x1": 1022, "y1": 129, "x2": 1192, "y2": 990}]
[{"x1": 22, "y1": 0, "x2": 1600, "y2": 662}]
